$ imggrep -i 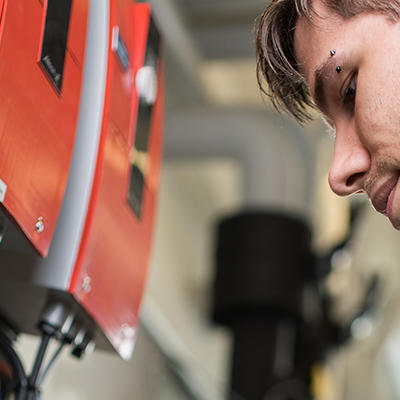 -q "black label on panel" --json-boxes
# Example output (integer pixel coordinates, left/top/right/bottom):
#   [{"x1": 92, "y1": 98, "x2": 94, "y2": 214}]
[
  {"x1": 127, "y1": 18, "x2": 161, "y2": 218},
  {"x1": 40, "y1": 0, "x2": 73, "y2": 92}
]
